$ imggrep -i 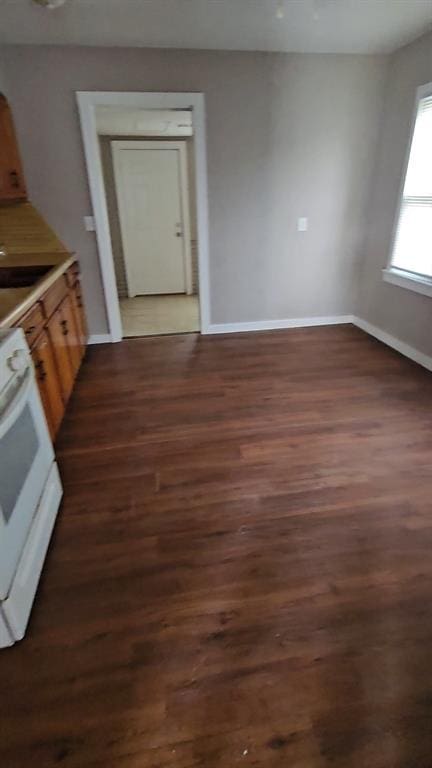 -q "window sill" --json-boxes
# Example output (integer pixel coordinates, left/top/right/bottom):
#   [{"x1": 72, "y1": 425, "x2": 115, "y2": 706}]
[{"x1": 382, "y1": 267, "x2": 432, "y2": 298}]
